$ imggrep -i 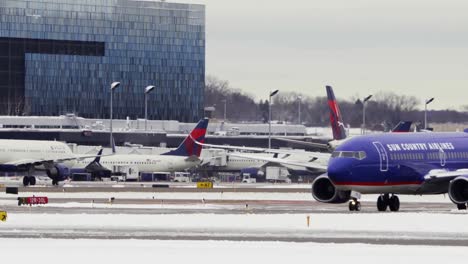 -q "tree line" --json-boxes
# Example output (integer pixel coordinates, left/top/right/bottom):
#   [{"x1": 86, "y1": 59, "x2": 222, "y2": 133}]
[{"x1": 205, "y1": 76, "x2": 468, "y2": 130}]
